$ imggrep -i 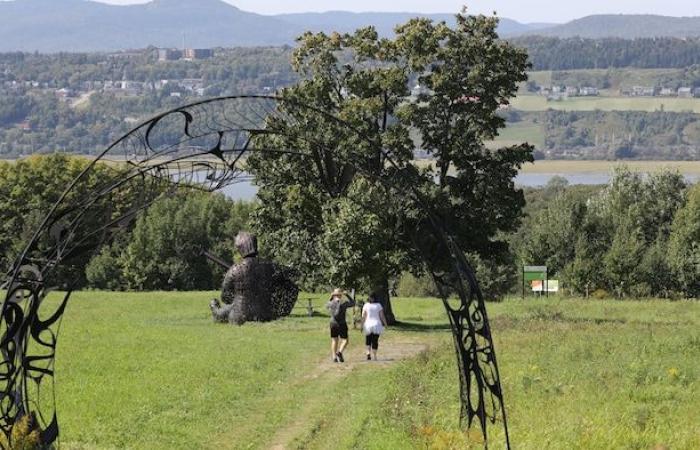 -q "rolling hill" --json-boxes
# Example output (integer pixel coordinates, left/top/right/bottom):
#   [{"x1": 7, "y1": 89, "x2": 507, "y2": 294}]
[
  {"x1": 0, "y1": 0, "x2": 549, "y2": 52},
  {"x1": 523, "y1": 14, "x2": 700, "y2": 39},
  {"x1": 275, "y1": 12, "x2": 552, "y2": 38},
  {"x1": 0, "y1": 0, "x2": 301, "y2": 52}
]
